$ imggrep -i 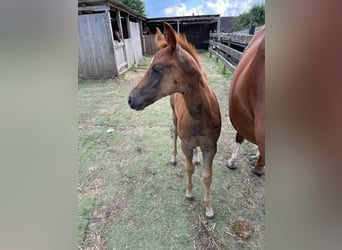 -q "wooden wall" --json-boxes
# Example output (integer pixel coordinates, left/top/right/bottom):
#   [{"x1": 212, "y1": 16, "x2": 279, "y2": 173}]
[
  {"x1": 78, "y1": 13, "x2": 118, "y2": 79},
  {"x1": 144, "y1": 34, "x2": 158, "y2": 56}
]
